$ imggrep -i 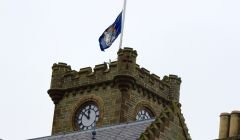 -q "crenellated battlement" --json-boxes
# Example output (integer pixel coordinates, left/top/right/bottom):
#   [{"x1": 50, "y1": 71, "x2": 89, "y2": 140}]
[
  {"x1": 50, "y1": 62, "x2": 174, "y2": 89},
  {"x1": 49, "y1": 47, "x2": 182, "y2": 104}
]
